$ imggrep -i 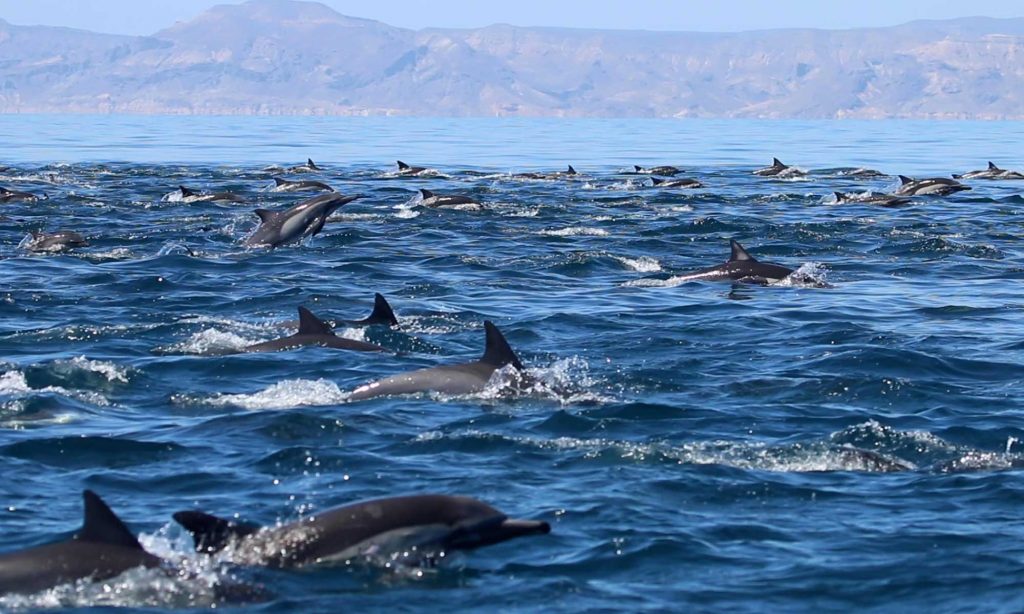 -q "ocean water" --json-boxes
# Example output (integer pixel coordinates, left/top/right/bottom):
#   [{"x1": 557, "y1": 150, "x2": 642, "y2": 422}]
[{"x1": 1, "y1": 115, "x2": 1024, "y2": 611}]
